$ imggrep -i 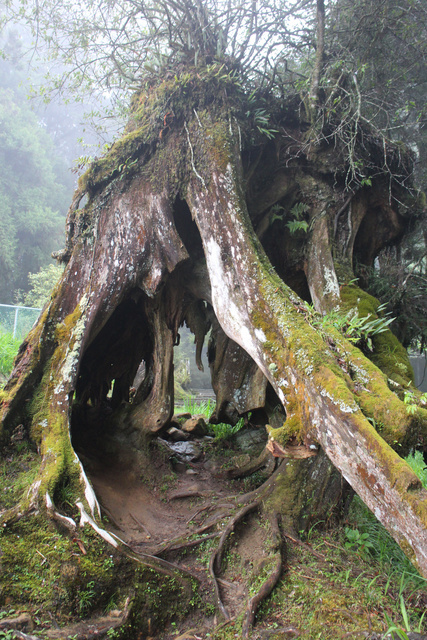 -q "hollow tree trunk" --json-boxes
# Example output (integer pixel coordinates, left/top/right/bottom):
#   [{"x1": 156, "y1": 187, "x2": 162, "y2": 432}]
[
  {"x1": 185, "y1": 113, "x2": 427, "y2": 577},
  {"x1": 0, "y1": 176, "x2": 188, "y2": 520},
  {"x1": 1, "y1": 86, "x2": 427, "y2": 601}
]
